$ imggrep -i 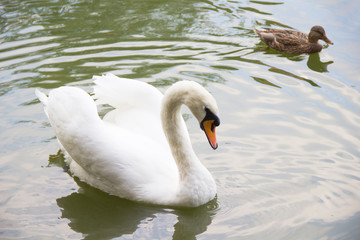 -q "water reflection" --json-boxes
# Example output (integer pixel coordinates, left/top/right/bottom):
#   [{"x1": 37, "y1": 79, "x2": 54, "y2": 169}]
[
  {"x1": 225, "y1": 53, "x2": 320, "y2": 87},
  {"x1": 268, "y1": 66, "x2": 320, "y2": 87},
  {"x1": 251, "y1": 76, "x2": 281, "y2": 88},
  {"x1": 50, "y1": 153, "x2": 216, "y2": 239},
  {"x1": 57, "y1": 182, "x2": 216, "y2": 240},
  {"x1": 307, "y1": 53, "x2": 334, "y2": 73},
  {"x1": 0, "y1": 0, "x2": 201, "y2": 92}
]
